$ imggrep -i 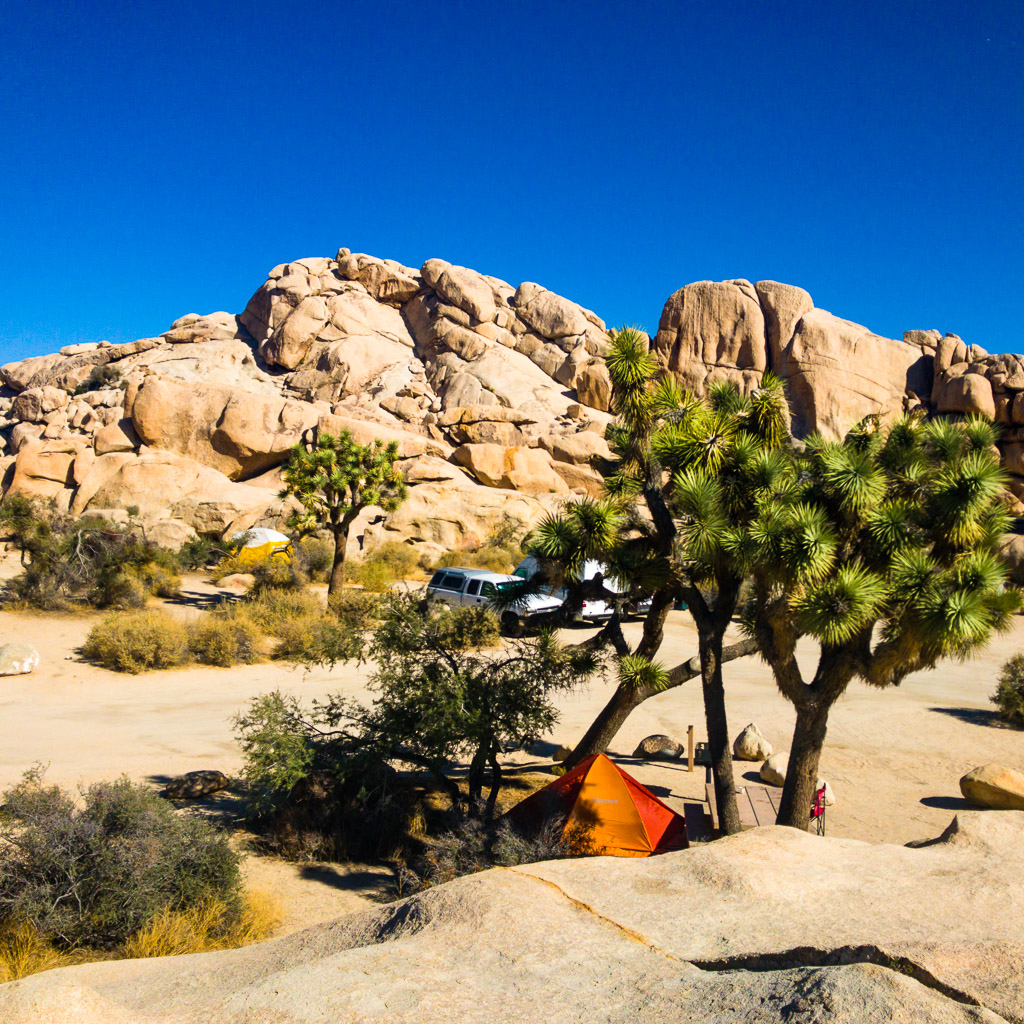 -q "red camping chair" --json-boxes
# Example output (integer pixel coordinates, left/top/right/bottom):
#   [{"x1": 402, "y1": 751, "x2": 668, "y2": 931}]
[{"x1": 810, "y1": 785, "x2": 827, "y2": 836}]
